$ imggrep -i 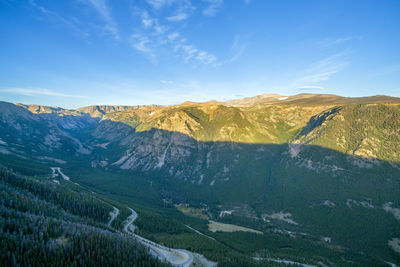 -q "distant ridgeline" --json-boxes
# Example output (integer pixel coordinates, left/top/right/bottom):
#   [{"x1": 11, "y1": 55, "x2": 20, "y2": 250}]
[{"x1": 1, "y1": 93, "x2": 400, "y2": 266}]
